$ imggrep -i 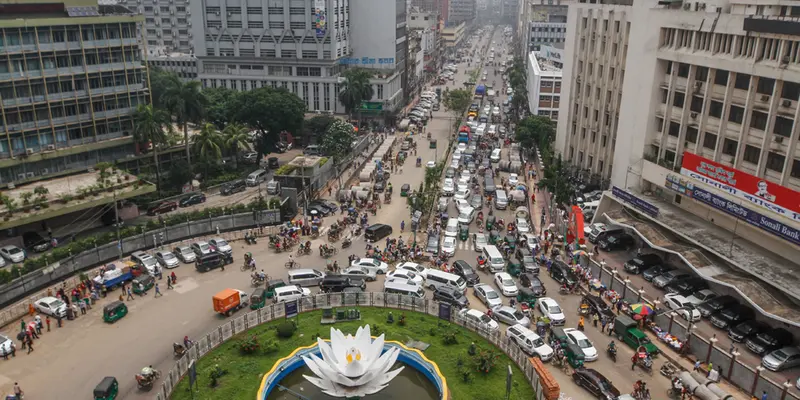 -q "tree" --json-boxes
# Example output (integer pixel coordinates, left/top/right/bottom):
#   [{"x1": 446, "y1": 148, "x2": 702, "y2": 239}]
[
  {"x1": 166, "y1": 160, "x2": 194, "y2": 190},
  {"x1": 222, "y1": 123, "x2": 252, "y2": 169},
  {"x1": 146, "y1": 67, "x2": 175, "y2": 110},
  {"x1": 537, "y1": 154, "x2": 574, "y2": 206},
  {"x1": 304, "y1": 115, "x2": 337, "y2": 144},
  {"x1": 229, "y1": 87, "x2": 306, "y2": 159},
  {"x1": 516, "y1": 116, "x2": 555, "y2": 154},
  {"x1": 204, "y1": 87, "x2": 236, "y2": 129},
  {"x1": 320, "y1": 119, "x2": 356, "y2": 162},
  {"x1": 161, "y1": 75, "x2": 207, "y2": 164},
  {"x1": 192, "y1": 123, "x2": 223, "y2": 177},
  {"x1": 132, "y1": 104, "x2": 172, "y2": 194},
  {"x1": 338, "y1": 68, "x2": 374, "y2": 125},
  {"x1": 443, "y1": 89, "x2": 472, "y2": 124}
]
